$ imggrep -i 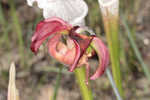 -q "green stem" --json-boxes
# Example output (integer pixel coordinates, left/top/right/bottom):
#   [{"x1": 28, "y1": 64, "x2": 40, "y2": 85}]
[
  {"x1": 52, "y1": 67, "x2": 63, "y2": 100},
  {"x1": 74, "y1": 67, "x2": 93, "y2": 100},
  {"x1": 102, "y1": 15, "x2": 123, "y2": 97},
  {"x1": 120, "y1": 14, "x2": 150, "y2": 82}
]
